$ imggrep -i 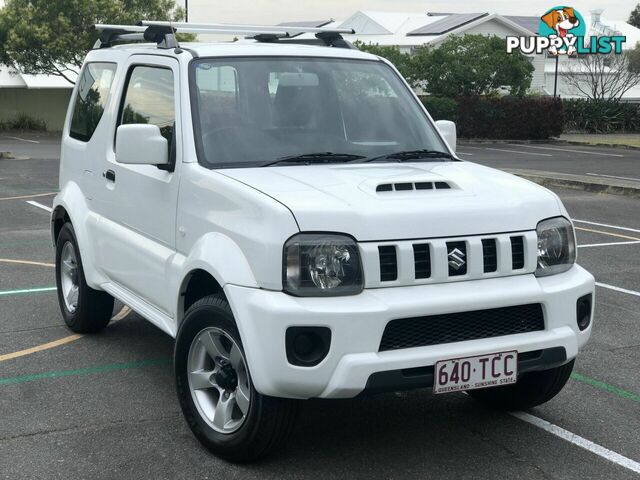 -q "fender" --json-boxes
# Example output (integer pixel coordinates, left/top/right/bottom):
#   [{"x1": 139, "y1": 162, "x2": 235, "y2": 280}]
[
  {"x1": 52, "y1": 182, "x2": 108, "y2": 289},
  {"x1": 174, "y1": 232, "x2": 261, "y2": 320},
  {"x1": 181, "y1": 232, "x2": 259, "y2": 288}
]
